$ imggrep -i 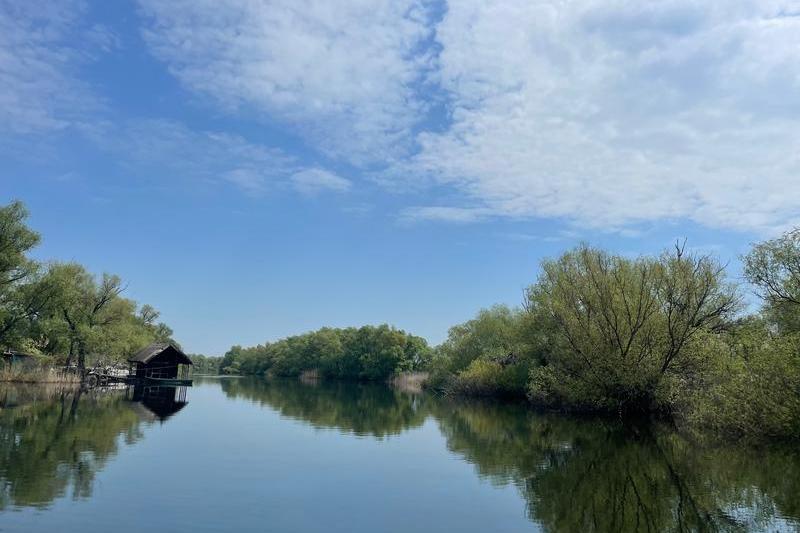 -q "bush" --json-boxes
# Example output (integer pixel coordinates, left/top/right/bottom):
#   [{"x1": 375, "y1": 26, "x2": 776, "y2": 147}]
[
  {"x1": 429, "y1": 305, "x2": 540, "y2": 397},
  {"x1": 449, "y1": 358, "x2": 529, "y2": 398},
  {"x1": 438, "y1": 305, "x2": 530, "y2": 372},
  {"x1": 678, "y1": 326, "x2": 800, "y2": 440},
  {"x1": 525, "y1": 244, "x2": 738, "y2": 414}
]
